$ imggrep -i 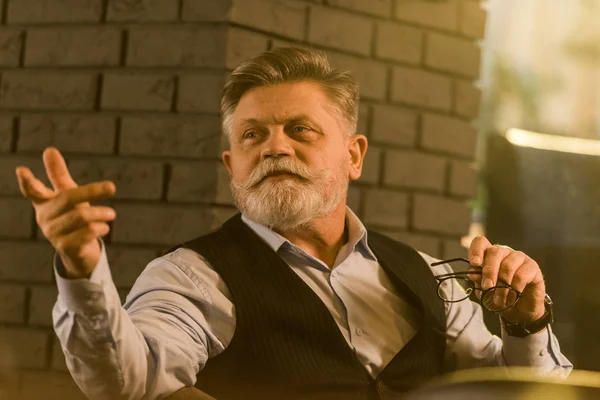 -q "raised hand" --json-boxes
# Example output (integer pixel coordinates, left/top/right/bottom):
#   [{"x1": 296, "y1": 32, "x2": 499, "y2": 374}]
[
  {"x1": 15, "y1": 147, "x2": 117, "y2": 279},
  {"x1": 468, "y1": 237, "x2": 546, "y2": 324}
]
